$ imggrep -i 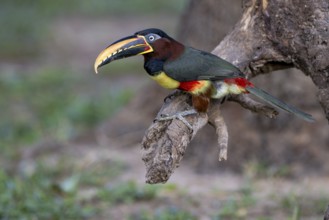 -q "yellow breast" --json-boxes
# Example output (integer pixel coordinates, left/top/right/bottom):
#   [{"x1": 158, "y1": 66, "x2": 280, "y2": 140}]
[{"x1": 150, "y1": 72, "x2": 180, "y2": 89}]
